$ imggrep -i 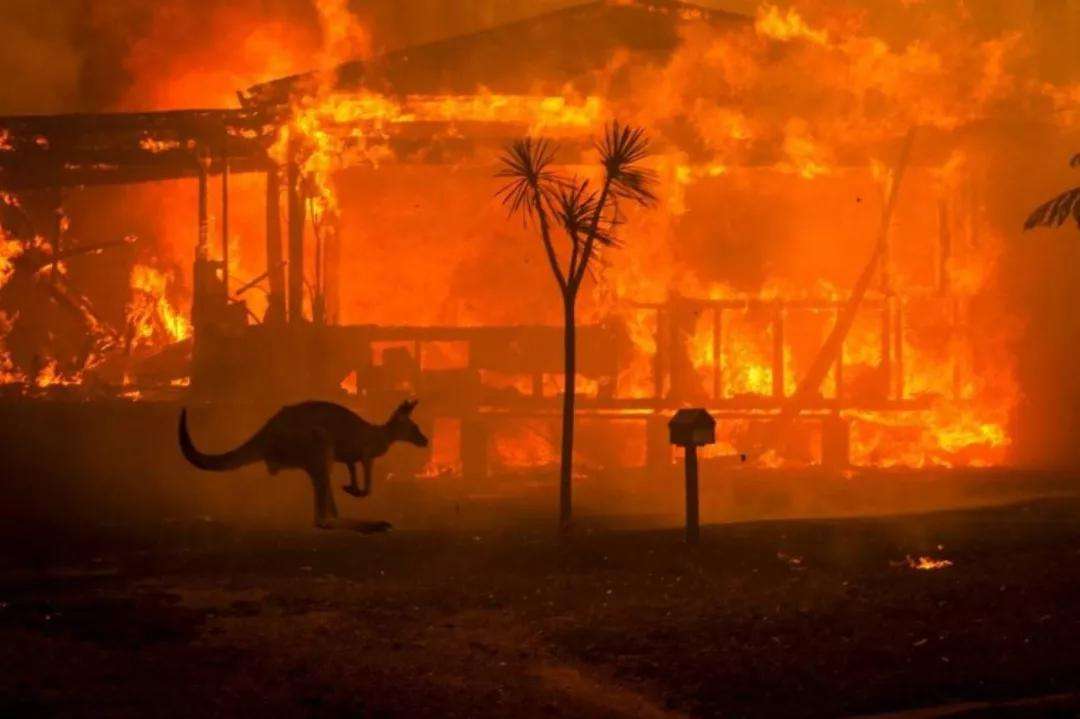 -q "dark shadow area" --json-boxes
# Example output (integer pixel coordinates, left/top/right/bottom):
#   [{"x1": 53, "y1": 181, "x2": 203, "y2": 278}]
[{"x1": 3, "y1": 495, "x2": 1080, "y2": 717}]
